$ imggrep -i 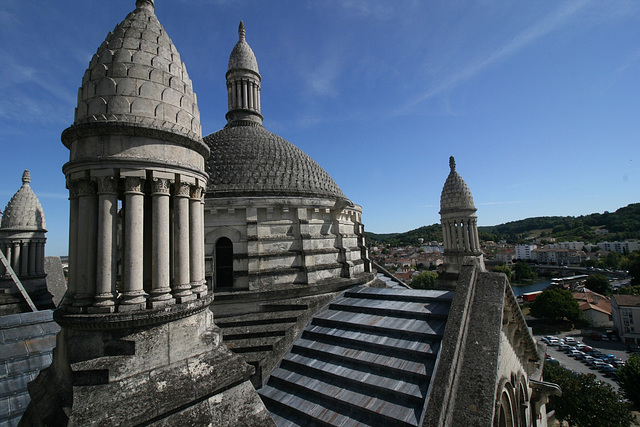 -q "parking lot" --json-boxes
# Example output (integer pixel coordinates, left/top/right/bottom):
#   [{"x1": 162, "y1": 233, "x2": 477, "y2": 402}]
[{"x1": 536, "y1": 332, "x2": 629, "y2": 390}]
